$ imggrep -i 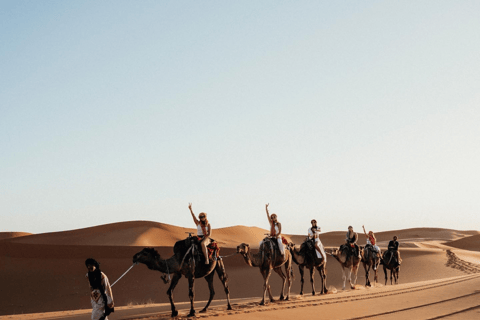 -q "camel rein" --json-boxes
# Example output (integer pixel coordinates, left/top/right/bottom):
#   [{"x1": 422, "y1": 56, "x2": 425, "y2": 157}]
[
  {"x1": 111, "y1": 263, "x2": 137, "y2": 287},
  {"x1": 218, "y1": 252, "x2": 238, "y2": 259}
]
